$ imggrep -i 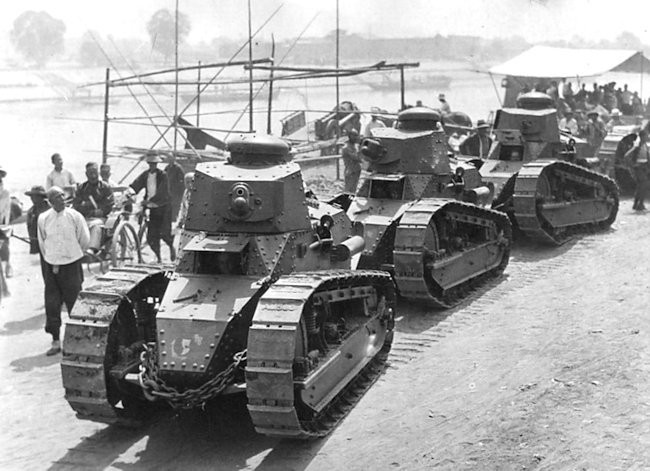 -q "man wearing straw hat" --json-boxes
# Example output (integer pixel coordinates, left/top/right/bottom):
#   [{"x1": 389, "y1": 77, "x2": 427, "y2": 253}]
[
  {"x1": 459, "y1": 119, "x2": 492, "y2": 158},
  {"x1": 25, "y1": 185, "x2": 50, "y2": 256},
  {"x1": 127, "y1": 151, "x2": 176, "y2": 263}
]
